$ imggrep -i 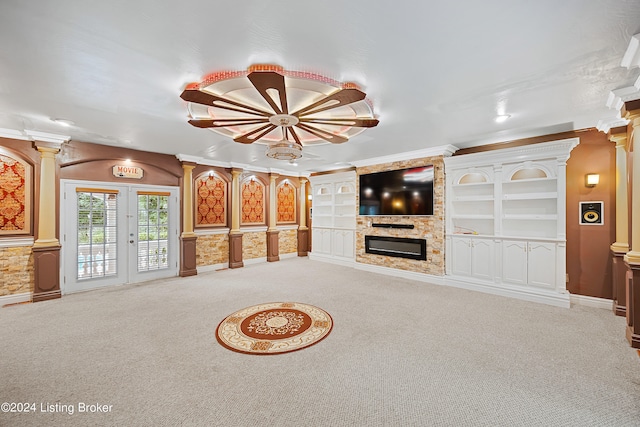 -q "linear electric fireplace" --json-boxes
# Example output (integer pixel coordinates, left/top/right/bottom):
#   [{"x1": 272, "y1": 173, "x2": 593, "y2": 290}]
[{"x1": 365, "y1": 235, "x2": 427, "y2": 260}]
